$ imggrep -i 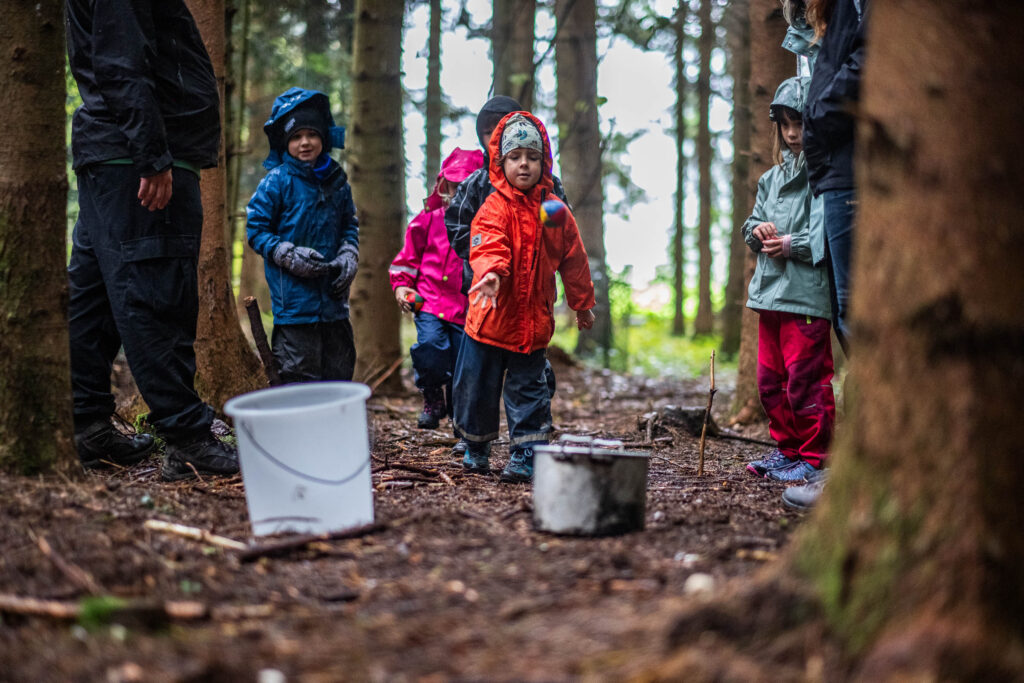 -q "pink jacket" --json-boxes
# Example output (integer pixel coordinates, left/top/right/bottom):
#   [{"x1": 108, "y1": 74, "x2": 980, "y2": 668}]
[{"x1": 390, "y1": 148, "x2": 484, "y2": 326}]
